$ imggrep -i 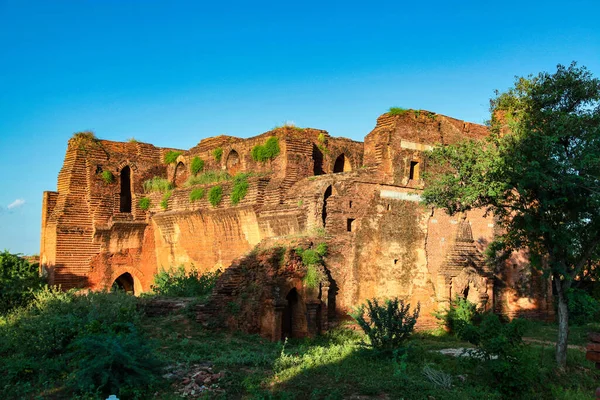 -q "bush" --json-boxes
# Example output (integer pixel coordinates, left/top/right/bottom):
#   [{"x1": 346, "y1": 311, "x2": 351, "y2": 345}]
[
  {"x1": 151, "y1": 265, "x2": 221, "y2": 297},
  {"x1": 160, "y1": 191, "x2": 171, "y2": 210},
  {"x1": 388, "y1": 107, "x2": 409, "y2": 116},
  {"x1": 295, "y1": 244, "x2": 328, "y2": 289},
  {"x1": 434, "y1": 296, "x2": 480, "y2": 338},
  {"x1": 163, "y1": 150, "x2": 182, "y2": 164},
  {"x1": 566, "y1": 287, "x2": 600, "y2": 325},
  {"x1": 143, "y1": 176, "x2": 173, "y2": 193},
  {"x1": 0, "y1": 251, "x2": 44, "y2": 314},
  {"x1": 352, "y1": 297, "x2": 420, "y2": 351},
  {"x1": 101, "y1": 170, "x2": 114, "y2": 184},
  {"x1": 213, "y1": 147, "x2": 223, "y2": 162},
  {"x1": 231, "y1": 173, "x2": 250, "y2": 204},
  {"x1": 184, "y1": 170, "x2": 230, "y2": 186},
  {"x1": 251, "y1": 136, "x2": 280, "y2": 162},
  {"x1": 190, "y1": 156, "x2": 205, "y2": 175},
  {"x1": 208, "y1": 185, "x2": 223, "y2": 206},
  {"x1": 138, "y1": 197, "x2": 151, "y2": 210},
  {"x1": 189, "y1": 188, "x2": 205, "y2": 202}
]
